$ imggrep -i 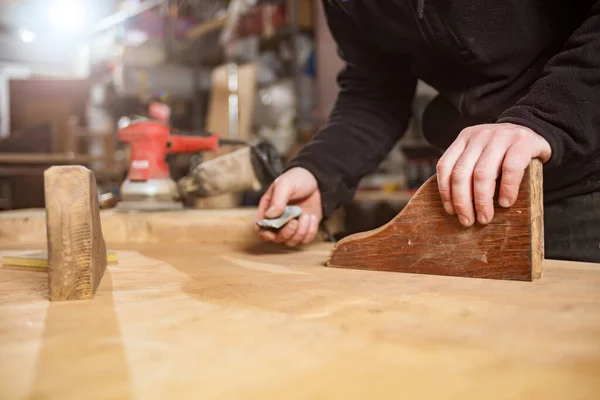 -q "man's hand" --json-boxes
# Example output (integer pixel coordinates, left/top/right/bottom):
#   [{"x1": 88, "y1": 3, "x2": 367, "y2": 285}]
[
  {"x1": 254, "y1": 167, "x2": 323, "y2": 246},
  {"x1": 436, "y1": 122, "x2": 551, "y2": 227}
]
